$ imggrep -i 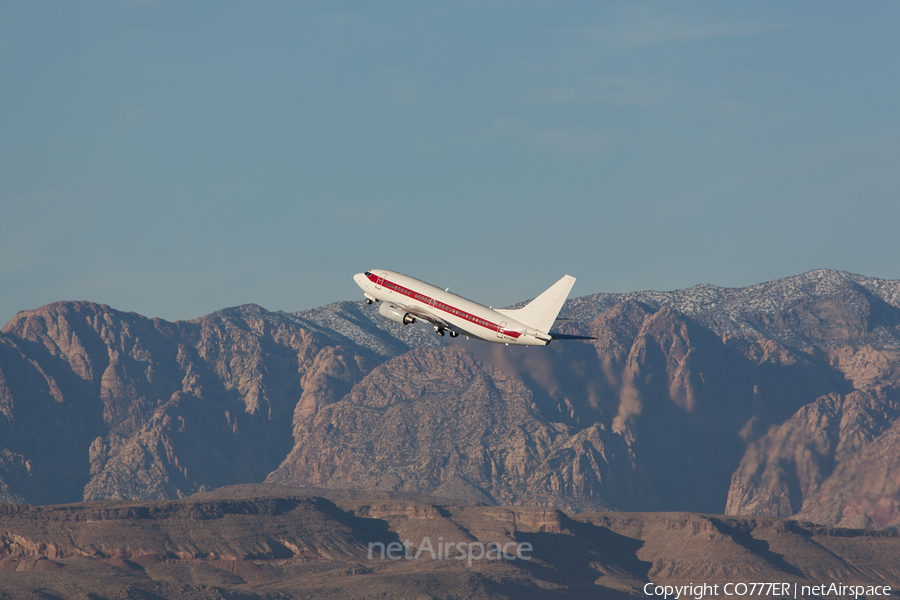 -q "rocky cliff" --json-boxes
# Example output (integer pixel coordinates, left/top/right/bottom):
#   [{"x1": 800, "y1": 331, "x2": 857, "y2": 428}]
[
  {"x1": 0, "y1": 302, "x2": 382, "y2": 504},
  {"x1": 2, "y1": 270, "x2": 900, "y2": 529}
]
